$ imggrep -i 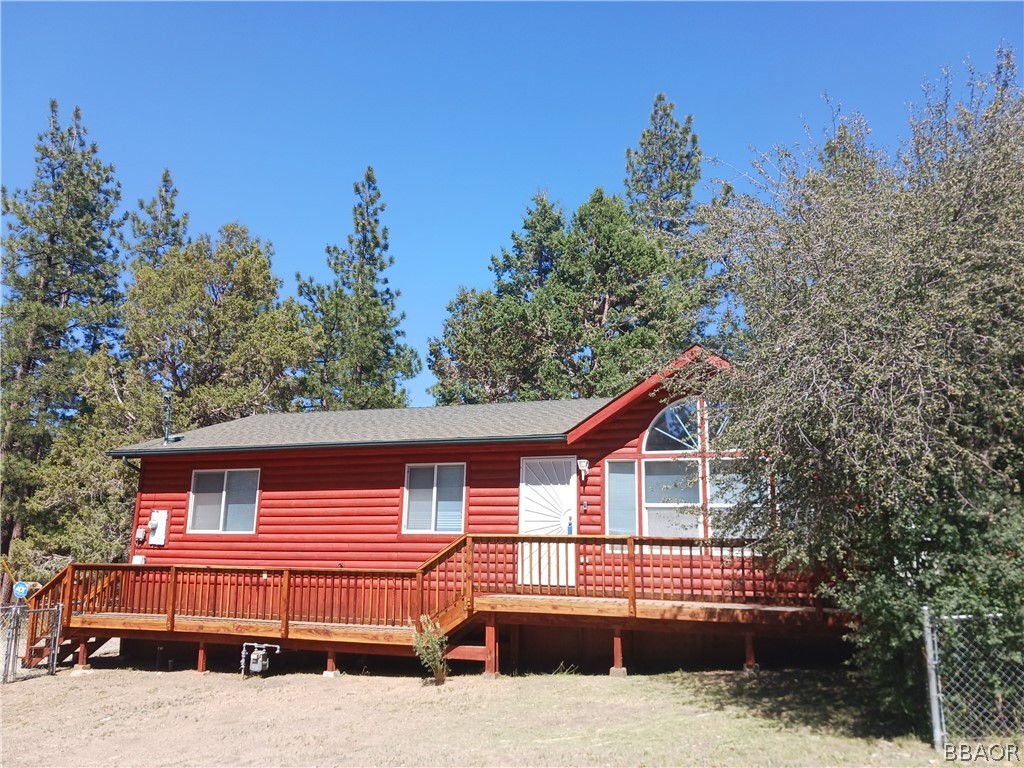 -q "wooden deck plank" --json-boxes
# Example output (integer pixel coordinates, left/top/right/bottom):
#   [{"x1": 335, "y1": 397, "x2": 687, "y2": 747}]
[
  {"x1": 69, "y1": 612, "x2": 414, "y2": 646},
  {"x1": 472, "y1": 594, "x2": 838, "y2": 628}
]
